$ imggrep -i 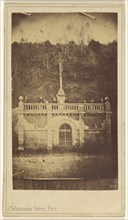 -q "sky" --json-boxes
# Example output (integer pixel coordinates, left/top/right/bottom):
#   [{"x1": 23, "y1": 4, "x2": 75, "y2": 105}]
[{"x1": 12, "y1": 13, "x2": 117, "y2": 45}]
